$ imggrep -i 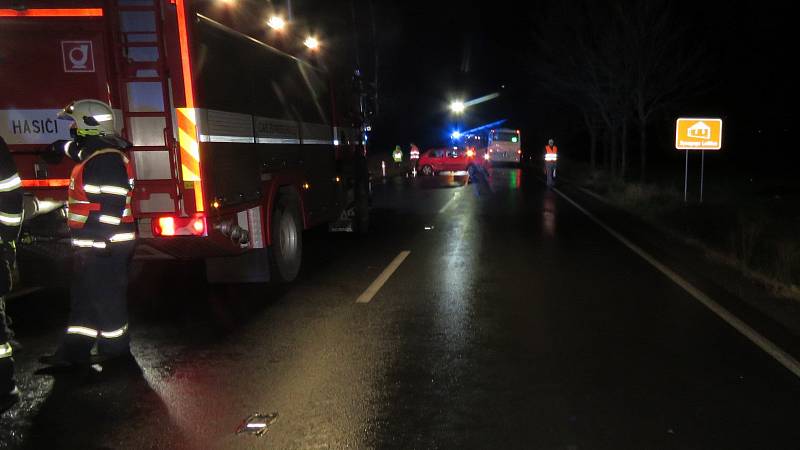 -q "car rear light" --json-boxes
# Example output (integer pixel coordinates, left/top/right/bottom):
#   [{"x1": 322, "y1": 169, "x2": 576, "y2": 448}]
[{"x1": 153, "y1": 214, "x2": 206, "y2": 237}]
